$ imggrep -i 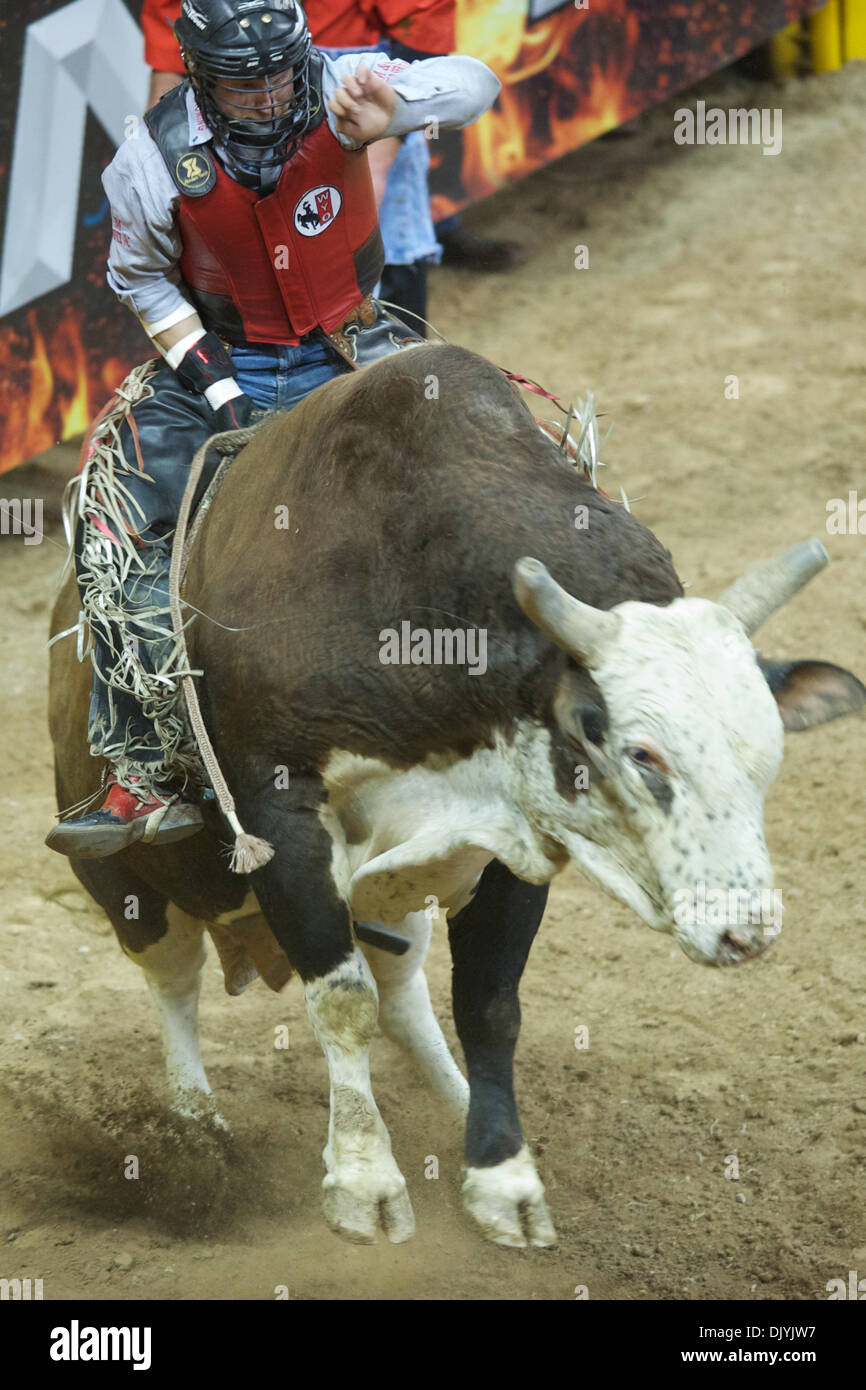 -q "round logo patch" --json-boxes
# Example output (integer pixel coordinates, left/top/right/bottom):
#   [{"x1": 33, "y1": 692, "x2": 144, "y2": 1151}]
[
  {"x1": 293, "y1": 185, "x2": 342, "y2": 237},
  {"x1": 175, "y1": 151, "x2": 214, "y2": 192}
]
